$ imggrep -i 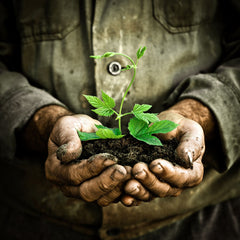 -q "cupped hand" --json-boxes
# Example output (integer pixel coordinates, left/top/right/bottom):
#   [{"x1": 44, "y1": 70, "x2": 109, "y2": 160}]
[
  {"x1": 45, "y1": 114, "x2": 131, "y2": 206},
  {"x1": 123, "y1": 111, "x2": 205, "y2": 204}
]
